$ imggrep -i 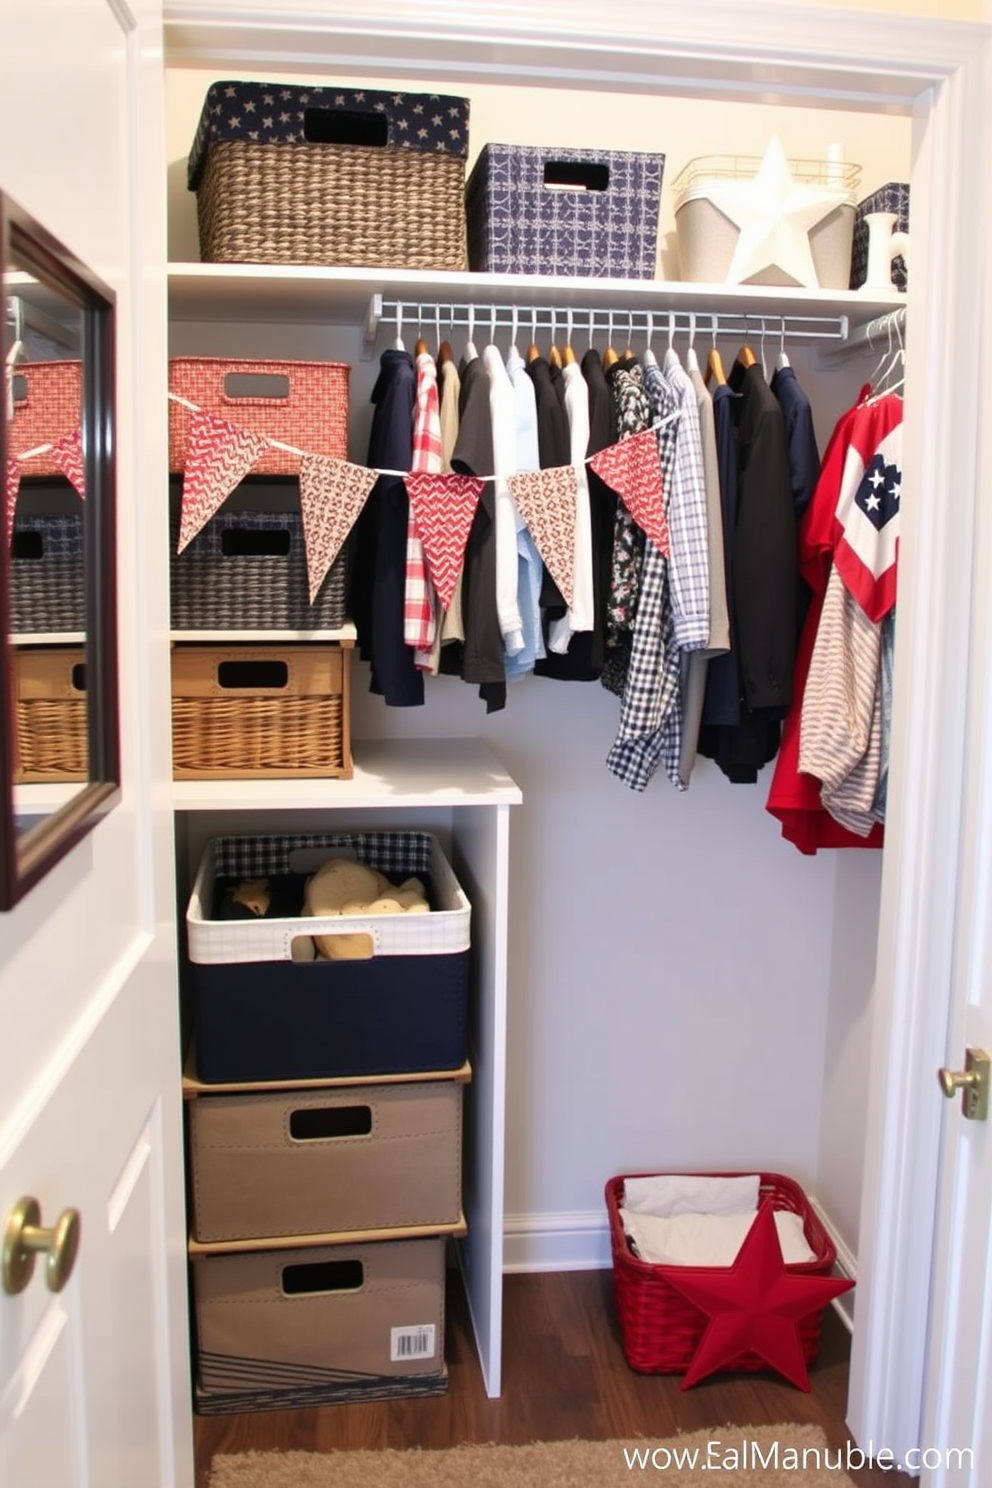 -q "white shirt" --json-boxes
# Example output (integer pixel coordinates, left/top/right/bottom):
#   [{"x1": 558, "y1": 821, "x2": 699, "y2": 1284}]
[{"x1": 548, "y1": 359, "x2": 595, "y2": 652}]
